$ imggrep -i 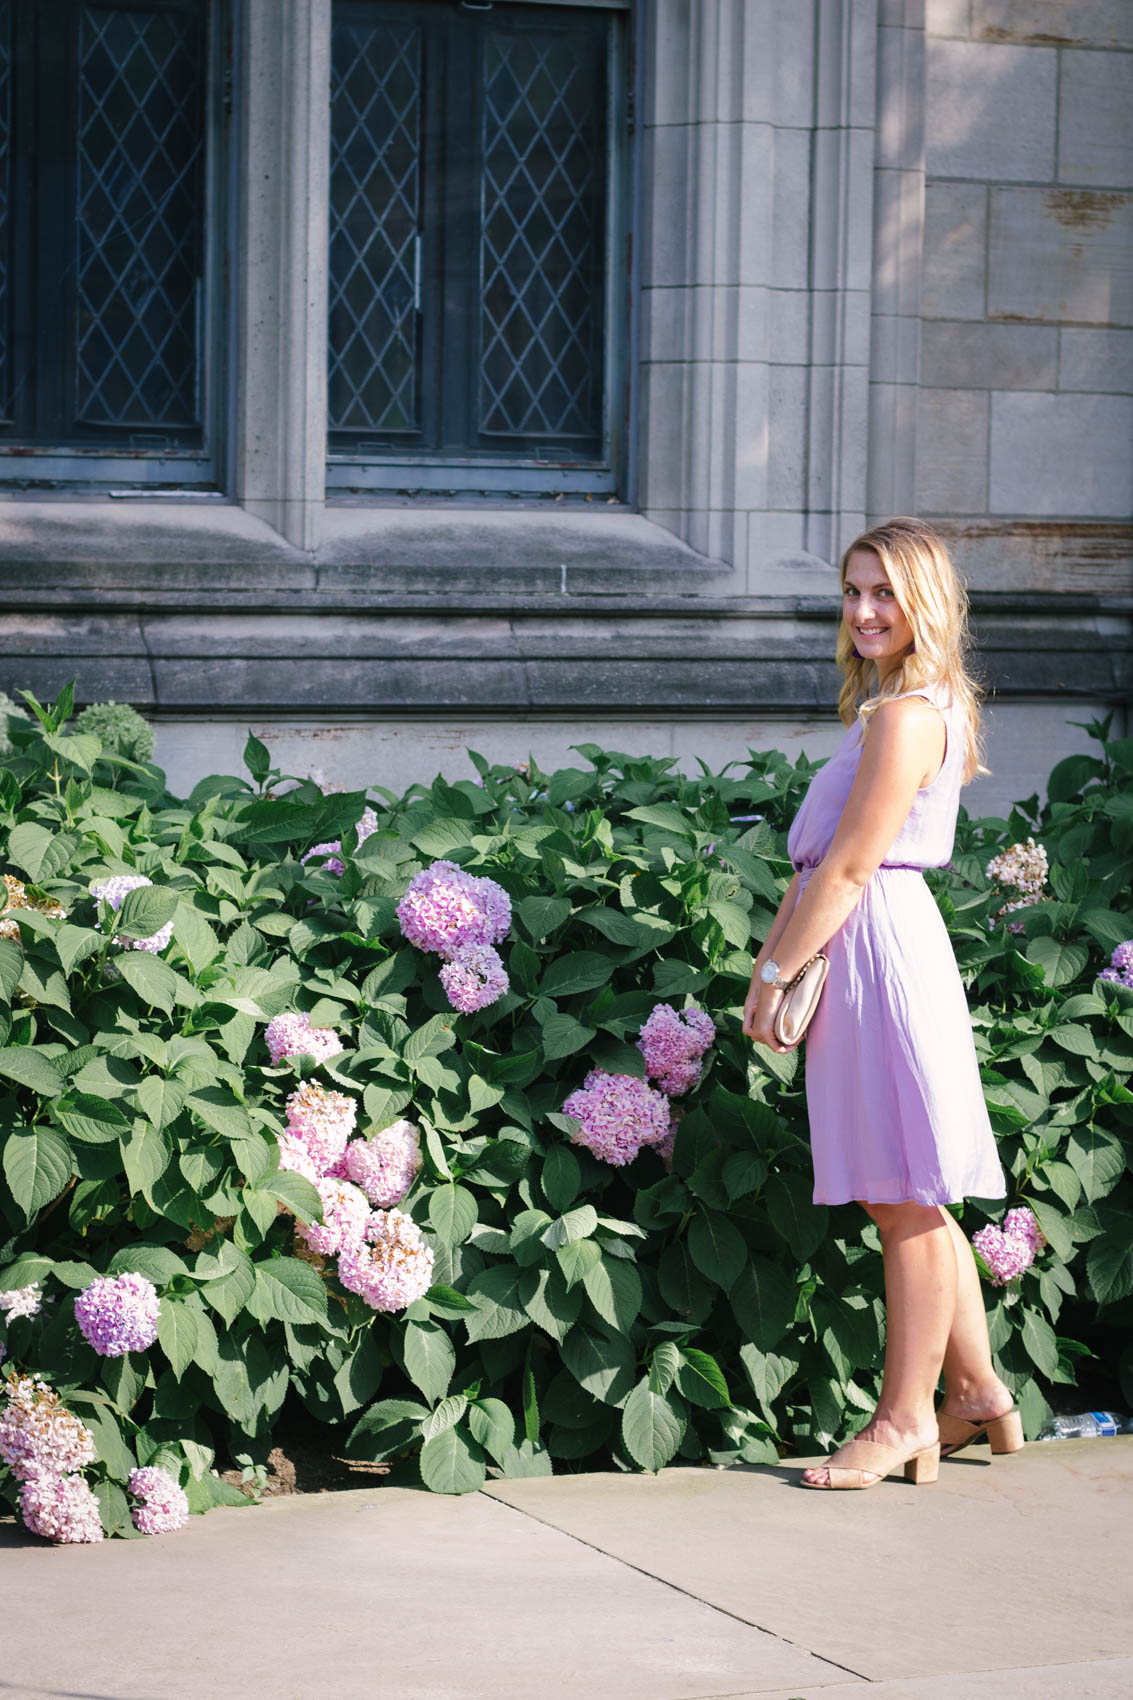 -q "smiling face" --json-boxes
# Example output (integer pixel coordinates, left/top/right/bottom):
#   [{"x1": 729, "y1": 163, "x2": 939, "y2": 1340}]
[{"x1": 842, "y1": 546, "x2": 915, "y2": 681}]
